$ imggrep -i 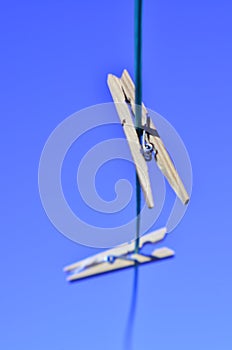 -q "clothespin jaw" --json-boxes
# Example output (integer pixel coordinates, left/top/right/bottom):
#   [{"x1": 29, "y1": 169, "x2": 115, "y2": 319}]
[
  {"x1": 64, "y1": 227, "x2": 174, "y2": 282},
  {"x1": 108, "y1": 69, "x2": 189, "y2": 206}
]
